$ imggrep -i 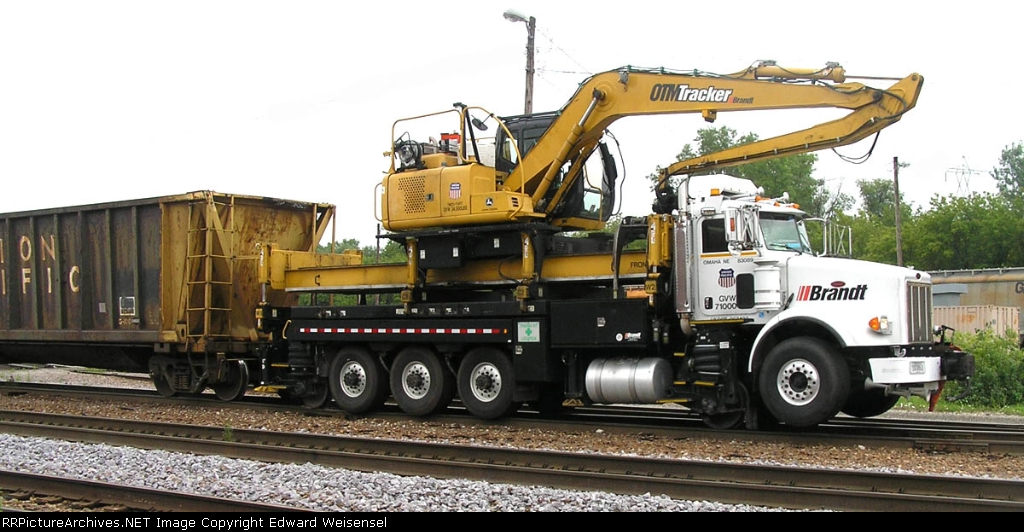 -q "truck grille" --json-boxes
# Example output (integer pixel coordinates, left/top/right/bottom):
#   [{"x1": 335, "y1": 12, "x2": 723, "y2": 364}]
[{"x1": 907, "y1": 282, "x2": 932, "y2": 343}]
